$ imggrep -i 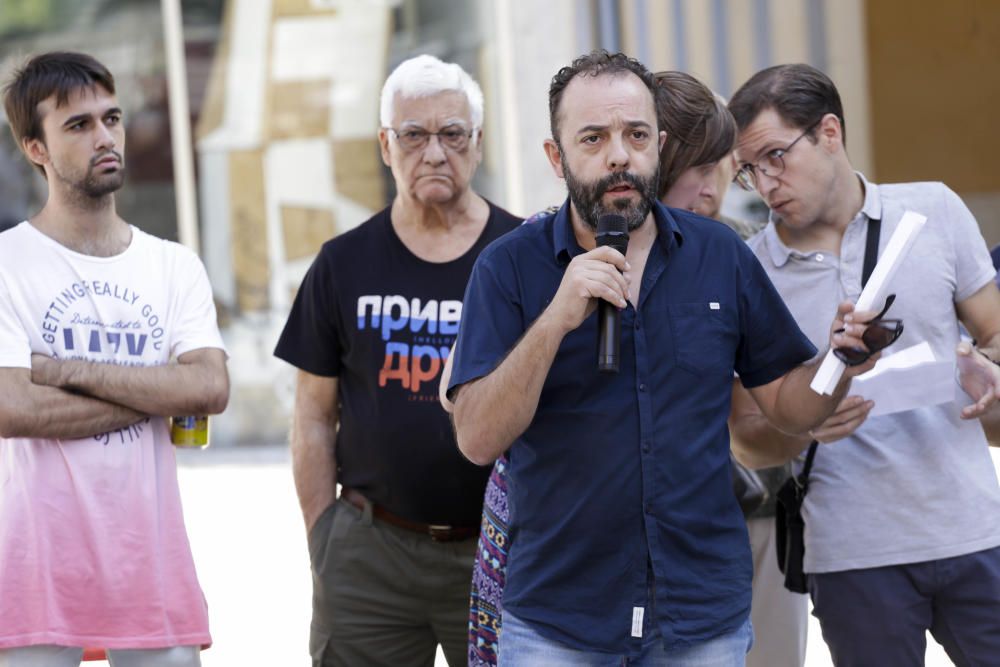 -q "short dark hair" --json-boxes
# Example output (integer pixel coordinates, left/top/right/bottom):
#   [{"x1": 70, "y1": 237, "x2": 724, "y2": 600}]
[
  {"x1": 548, "y1": 50, "x2": 658, "y2": 143},
  {"x1": 654, "y1": 71, "x2": 736, "y2": 199},
  {"x1": 728, "y1": 63, "x2": 846, "y2": 146},
  {"x1": 3, "y1": 52, "x2": 116, "y2": 174}
]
